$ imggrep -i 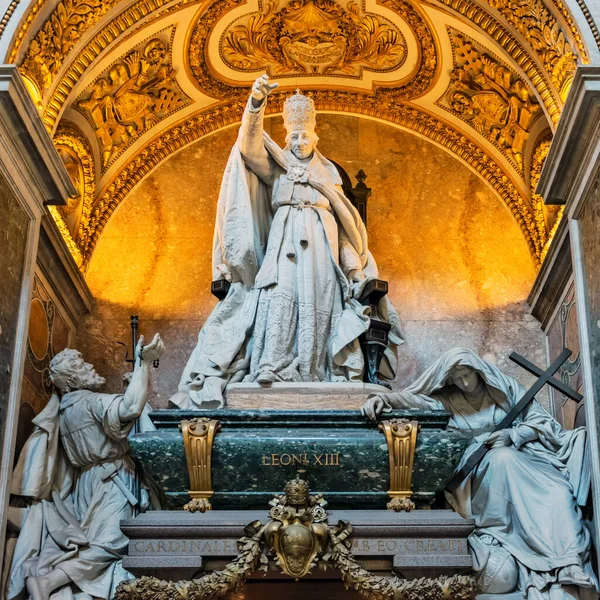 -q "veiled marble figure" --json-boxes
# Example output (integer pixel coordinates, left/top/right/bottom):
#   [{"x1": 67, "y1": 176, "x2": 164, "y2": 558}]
[
  {"x1": 172, "y1": 75, "x2": 402, "y2": 409},
  {"x1": 362, "y1": 348, "x2": 598, "y2": 600}
]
